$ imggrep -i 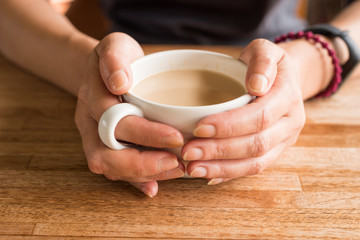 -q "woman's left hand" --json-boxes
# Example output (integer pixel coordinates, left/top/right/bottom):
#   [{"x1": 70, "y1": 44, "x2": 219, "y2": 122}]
[{"x1": 182, "y1": 39, "x2": 306, "y2": 185}]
